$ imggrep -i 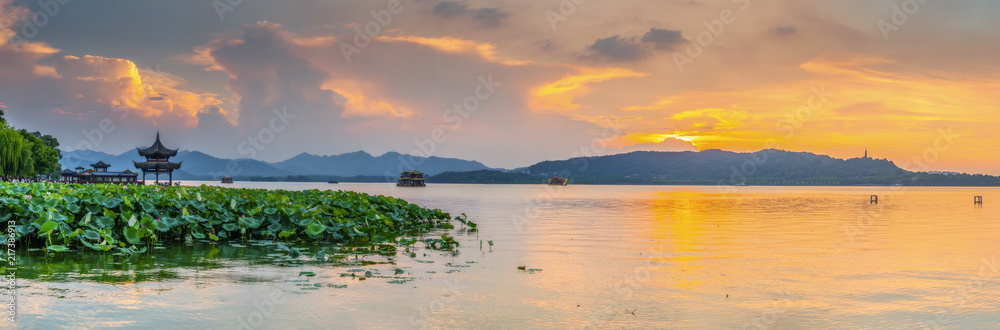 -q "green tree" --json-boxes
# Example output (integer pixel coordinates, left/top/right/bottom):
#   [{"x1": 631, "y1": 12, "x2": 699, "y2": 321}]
[
  {"x1": 0, "y1": 126, "x2": 26, "y2": 176},
  {"x1": 0, "y1": 114, "x2": 62, "y2": 178}
]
